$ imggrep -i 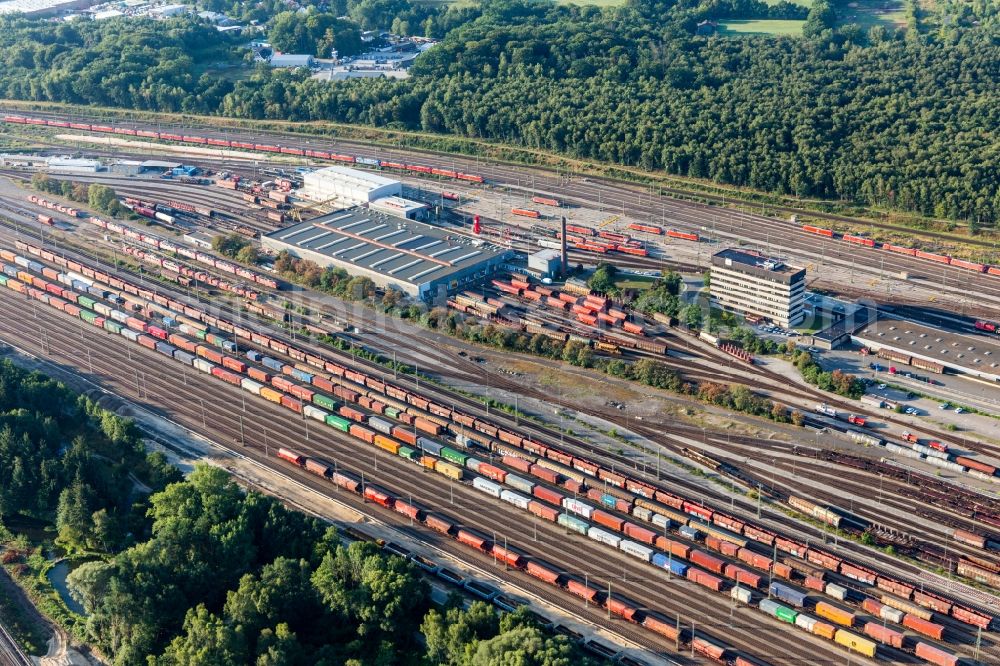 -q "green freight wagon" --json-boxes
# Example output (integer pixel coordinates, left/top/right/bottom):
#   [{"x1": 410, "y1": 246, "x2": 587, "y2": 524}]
[
  {"x1": 104, "y1": 320, "x2": 123, "y2": 334},
  {"x1": 325, "y1": 414, "x2": 351, "y2": 432},
  {"x1": 78, "y1": 295, "x2": 96, "y2": 309},
  {"x1": 80, "y1": 310, "x2": 98, "y2": 324},
  {"x1": 384, "y1": 407, "x2": 400, "y2": 419},
  {"x1": 776, "y1": 607, "x2": 799, "y2": 624},
  {"x1": 0, "y1": 275, "x2": 7, "y2": 287},
  {"x1": 557, "y1": 513, "x2": 589, "y2": 535},
  {"x1": 313, "y1": 394, "x2": 337, "y2": 411},
  {"x1": 397, "y1": 446, "x2": 420, "y2": 462},
  {"x1": 194, "y1": 329, "x2": 208, "y2": 340},
  {"x1": 441, "y1": 446, "x2": 469, "y2": 466}
]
